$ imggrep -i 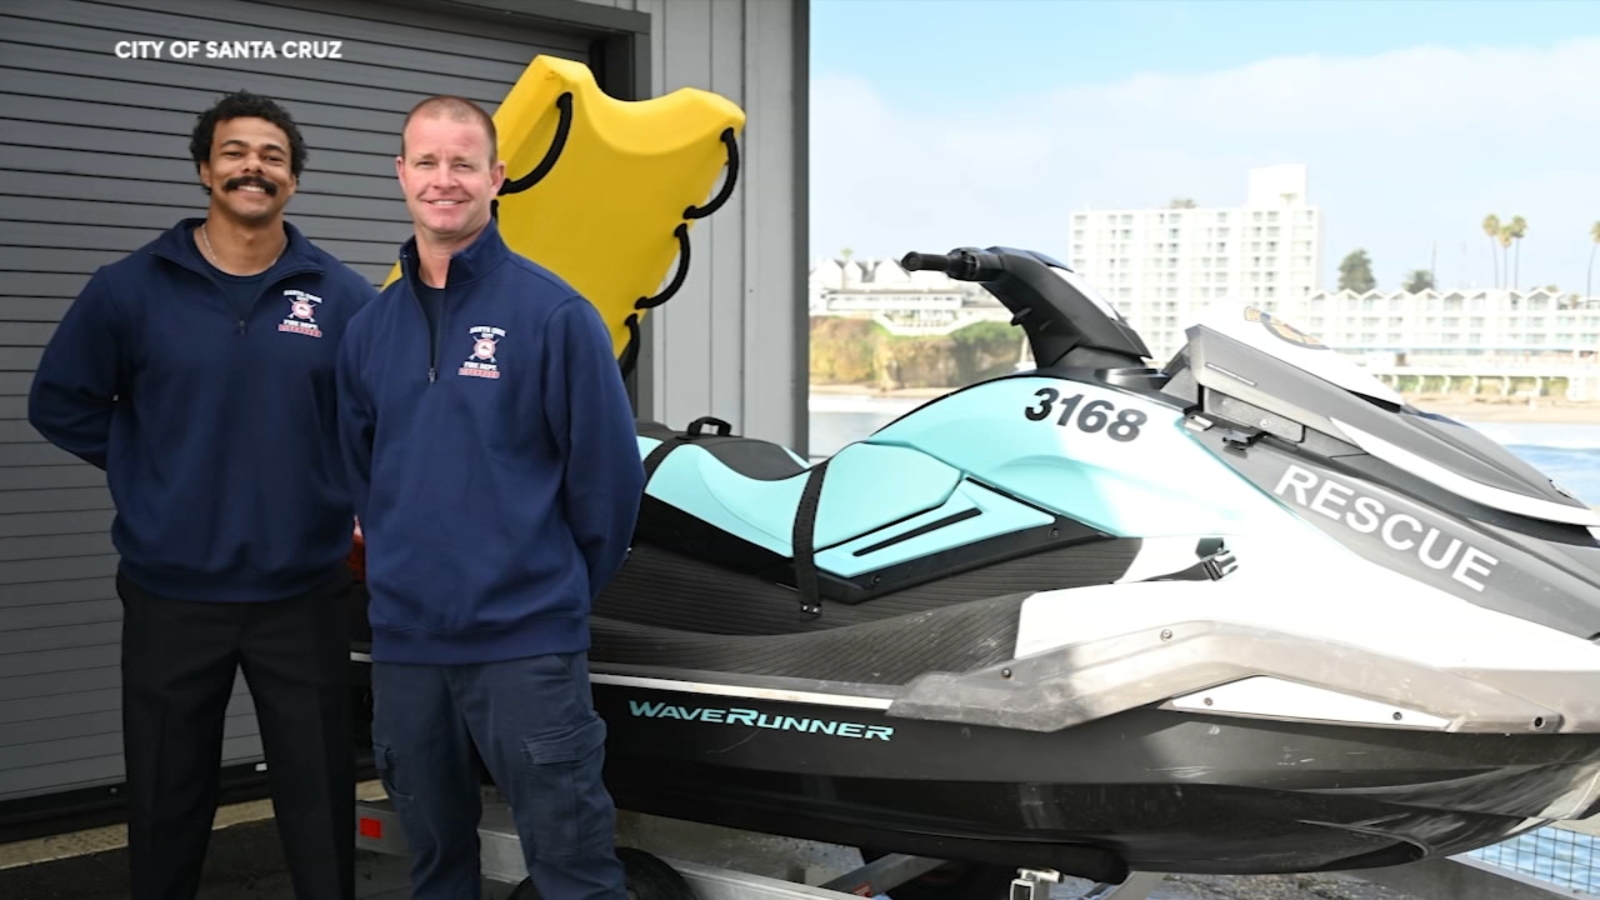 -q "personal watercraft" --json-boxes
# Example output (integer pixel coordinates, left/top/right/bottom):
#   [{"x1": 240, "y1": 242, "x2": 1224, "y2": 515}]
[{"x1": 572, "y1": 245, "x2": 1600, "y2": 888}]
